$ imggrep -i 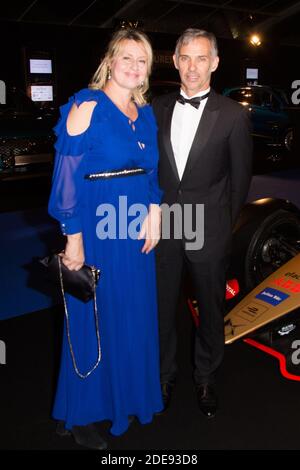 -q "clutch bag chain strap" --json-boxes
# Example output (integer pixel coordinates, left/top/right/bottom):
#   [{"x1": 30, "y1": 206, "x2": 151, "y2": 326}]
[{"x1": 58, "y1": 256, "x2": 102, "y2": 379}]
